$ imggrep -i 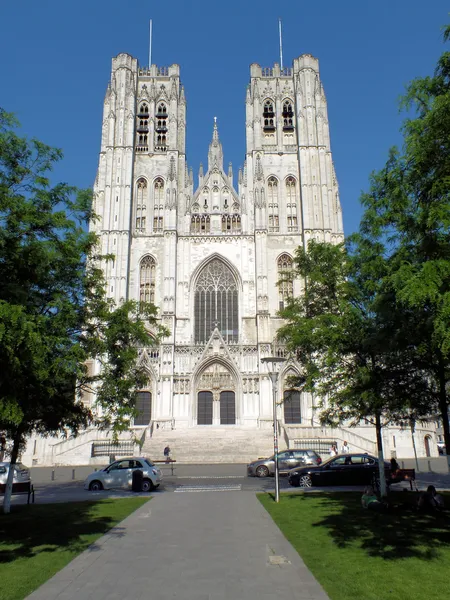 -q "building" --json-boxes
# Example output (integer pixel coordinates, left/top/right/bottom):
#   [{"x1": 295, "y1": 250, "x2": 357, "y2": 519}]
[{"x1": 23, "y1": 52, "x2": 438, "y2": 466}]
